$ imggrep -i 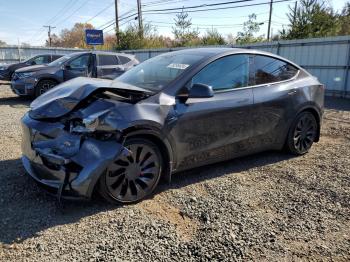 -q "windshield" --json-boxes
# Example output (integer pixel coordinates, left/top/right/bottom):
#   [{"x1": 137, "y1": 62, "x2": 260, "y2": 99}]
[
  {"x1": 115, "y1": 52, "x2": 206, "y2": 92},
  {"x1": 23, "y1": 56, "x2": 35, "y2": 63},
  {"x1": 48, "y1": 54, "x2": 74, "y2": 66}
]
